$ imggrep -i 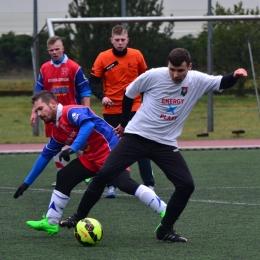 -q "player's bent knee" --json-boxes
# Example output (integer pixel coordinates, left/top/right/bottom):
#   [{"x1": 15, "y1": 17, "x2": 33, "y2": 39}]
[
  {"x1": 186, "y1": 180, "x2": 195, "y2": 194},
  {"x1": 176, "y1": 180, "x2": 195, "y2": 196},
  {"x1": 115, "y1": 171, "x2": 138, "y2": 195},
  {"x1": 56, "y1": 168, "x2": 71, "y2": 183}
]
